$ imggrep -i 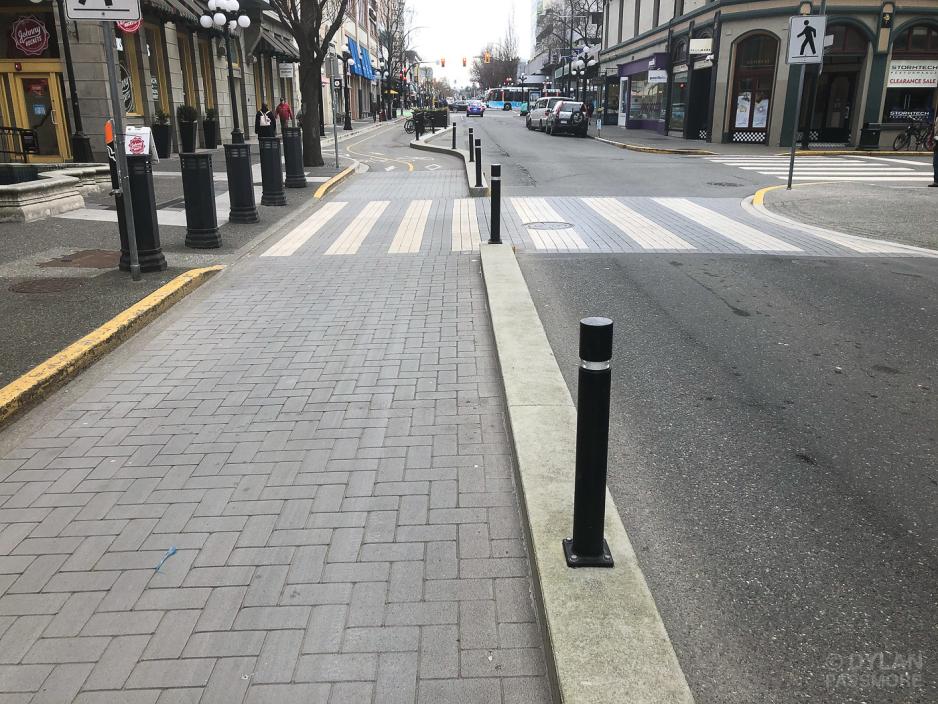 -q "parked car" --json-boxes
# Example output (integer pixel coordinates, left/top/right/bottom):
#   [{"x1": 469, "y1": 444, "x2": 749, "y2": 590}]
[
  {"x1": 467, "y1": 100, "x2": 485, "y2": 117},
  {"x1": 526, "y1": 96, "x2": 573, "y2": 131},
  {"x1": 546, "y1": 101, "x2": 588, "y2": 136},
  {"x1": 454, "y1": 100, "x2": 468, "y2": 112}
]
